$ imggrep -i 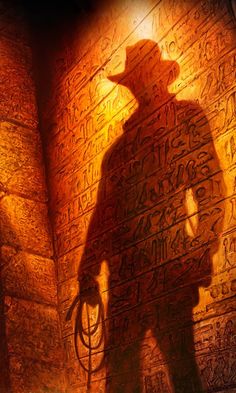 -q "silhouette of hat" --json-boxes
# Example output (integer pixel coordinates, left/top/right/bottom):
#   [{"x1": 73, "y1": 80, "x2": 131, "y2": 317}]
[{"x1": 108, "y1": 39, "x2": 179, "y2": 86}]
